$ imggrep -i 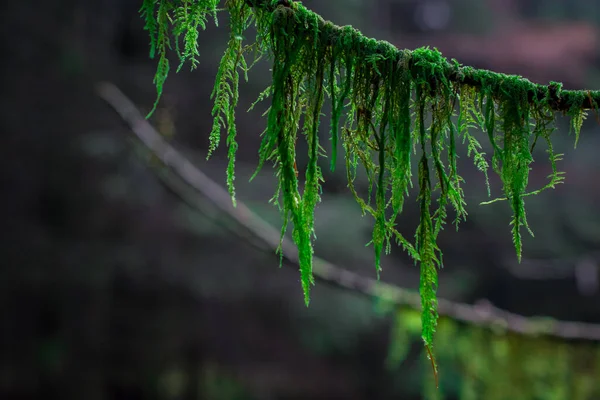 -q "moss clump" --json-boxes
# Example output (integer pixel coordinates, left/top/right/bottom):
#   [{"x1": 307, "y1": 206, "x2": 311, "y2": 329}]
[{"x1": 141, "y1": 0, "x2": 597, "y2": 373}]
